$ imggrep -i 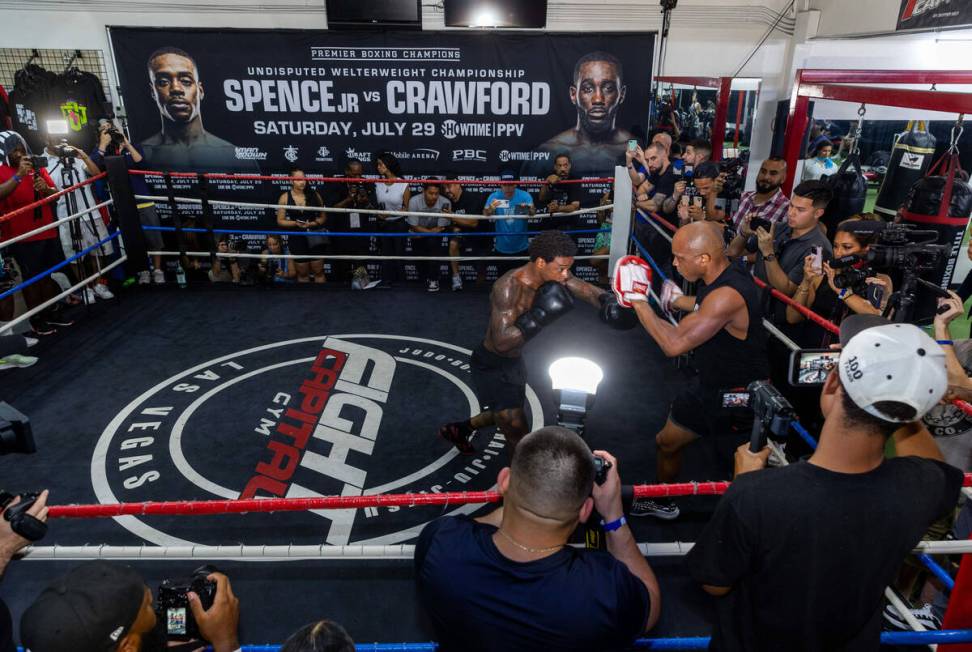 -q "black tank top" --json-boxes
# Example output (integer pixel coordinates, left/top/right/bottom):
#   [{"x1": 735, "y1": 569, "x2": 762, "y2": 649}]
[
  {"x1": 693, "y1": 261, "x2": 769, "y2": 388},
  {"x1": 285, "y1": 190, "x2": 322, "y2": 229}
]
